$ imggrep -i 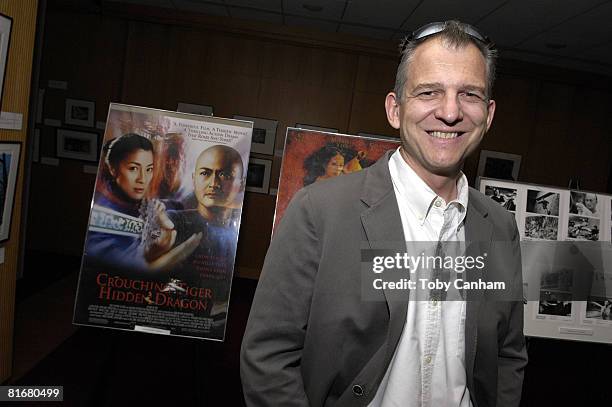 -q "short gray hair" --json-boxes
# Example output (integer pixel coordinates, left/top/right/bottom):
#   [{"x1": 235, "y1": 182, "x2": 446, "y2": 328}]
[{"x1": 394, "y1": 20, "x2": 497, "y2": 102}]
